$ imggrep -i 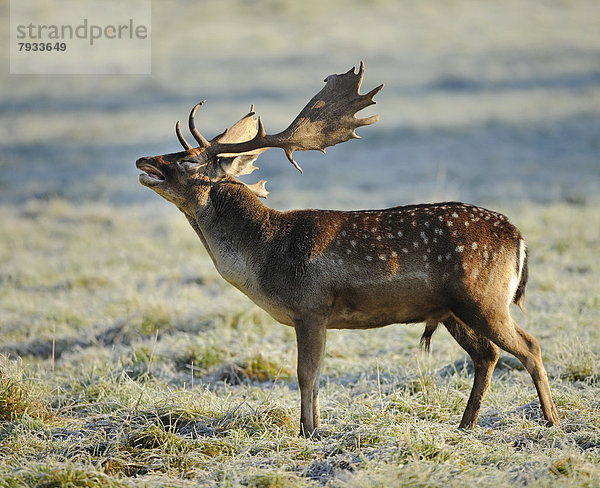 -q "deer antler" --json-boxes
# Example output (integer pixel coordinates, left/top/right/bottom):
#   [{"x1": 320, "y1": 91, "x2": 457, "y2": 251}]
[{"x1": 185, "y1": 61, "x2": 383, "y2": 173}]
